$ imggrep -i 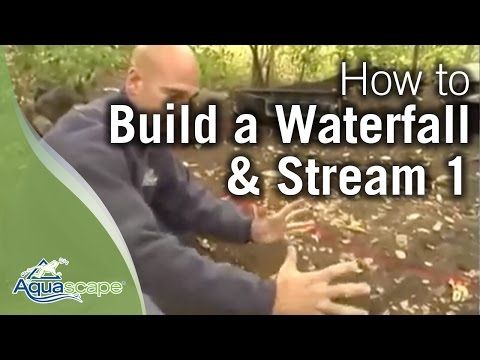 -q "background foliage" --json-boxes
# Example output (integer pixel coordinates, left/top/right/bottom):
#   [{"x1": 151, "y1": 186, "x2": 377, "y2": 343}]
[{"x1": 5, "y1": 45, "x2": 479, "y2": 100}]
